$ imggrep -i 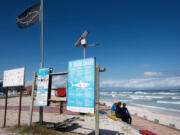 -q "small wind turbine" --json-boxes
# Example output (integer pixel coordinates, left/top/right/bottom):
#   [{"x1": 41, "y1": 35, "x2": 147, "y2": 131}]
[{"x1": 75, "y1": 30, "x2": 102, "y2": 58}]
